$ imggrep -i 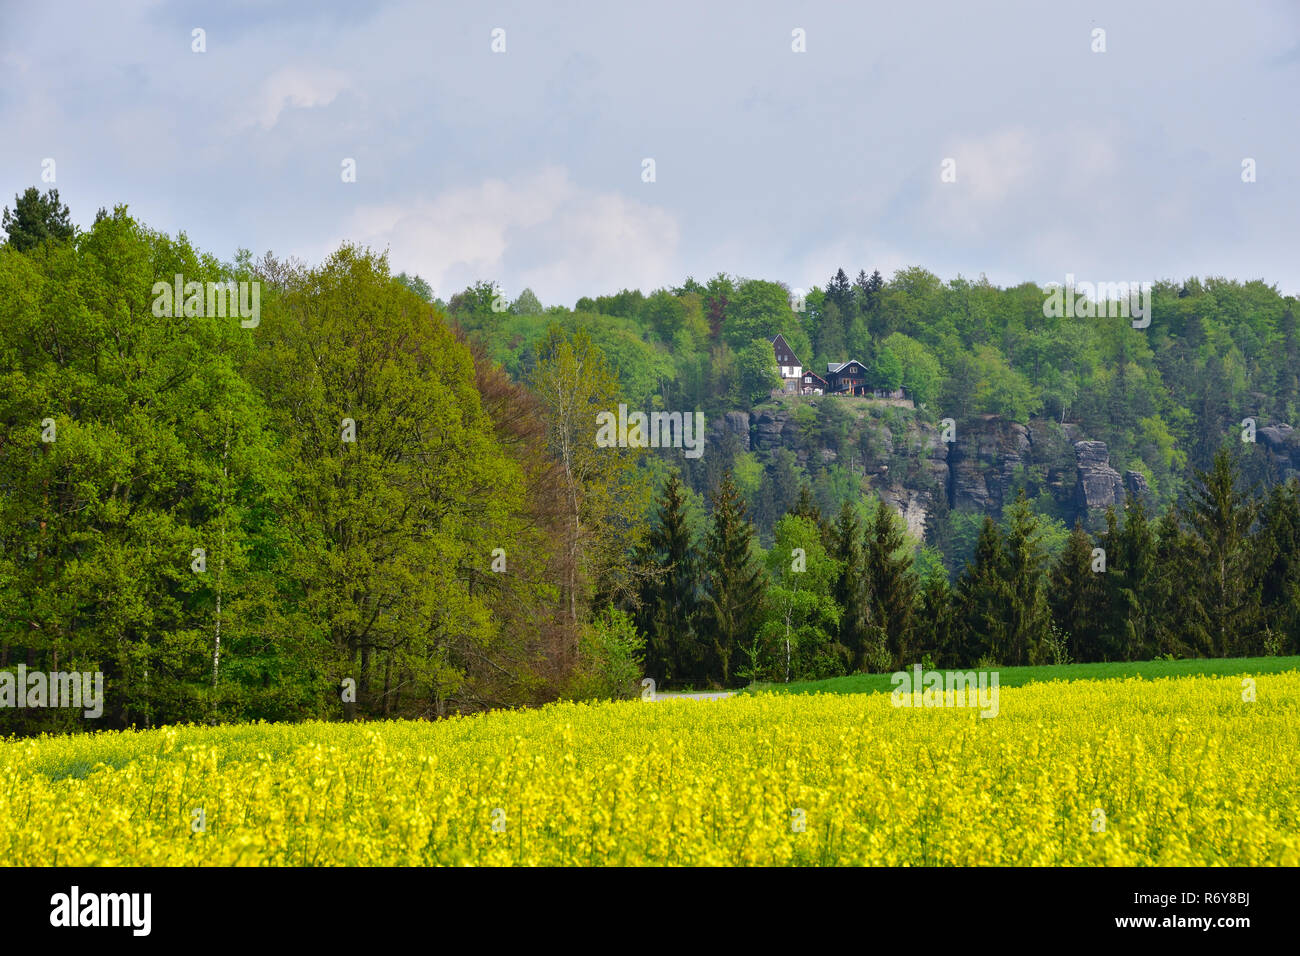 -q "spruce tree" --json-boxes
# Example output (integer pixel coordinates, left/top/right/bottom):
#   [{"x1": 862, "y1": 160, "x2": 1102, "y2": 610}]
[
  {"x1": 1092, "y1": 508, "x2": 1124, "y2": 660},
  {"x1": 1048, "y1": 520, "x2": 1104, "y2": 662},
  {"x1": 816, "y1": 300, "x2": 848, "y2": 363},
  {"x1": 1185, "y1": 447, "x2": 1261, "y2": 656},
  {"x1": 854, "y1": 270, "x2": 872, "y2": 319},
  {"x1": 701, "y1": 472, "x2": 765, "y2": 686},
  {"x1": 864, "y1": 500, "x2": 917, "y2": 669},
  {"x1": 1107, "y1": 496, "x2": 1158, "y2": 661},
  {"x1": 1255, "y1": 479, "x2": 1300, "y2": 655},
  {"x1": 2, "y1": 187, "x2": 74, "y2": 252},
  {"x1": 826, "y1": 268, "x2": 854, "y2": 315},
  {"x1": 955, "y1": 516, "x2": 1009, "y2": 665},
  {"x1": 1000, "y1": 492, "x2": 1052, "y2": 665},
  {"x1": 916, "y1": 570, "x2": 956, "y2": 667},
  {"x1": 1151, "y1": 505, "x2": 1207, "y2": 658},
  {"x1": 634, "y1": 471, "x2": 702, "y2": 684},
  {"x1": 829, "y1": 502, "x2": 871, "y2": 670}
]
